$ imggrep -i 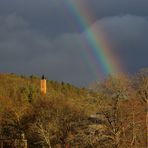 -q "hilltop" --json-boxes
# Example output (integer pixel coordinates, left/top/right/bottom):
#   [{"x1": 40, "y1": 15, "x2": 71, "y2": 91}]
[{"x1": 0, "y1": 73, "x2": 92, "y2": 102}]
